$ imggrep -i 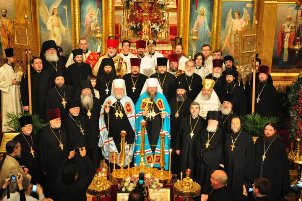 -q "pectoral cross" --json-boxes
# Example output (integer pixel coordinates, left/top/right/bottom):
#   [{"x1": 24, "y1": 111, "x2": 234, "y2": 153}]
[
  {"x1": 87, "y1": 110, "x2": 91, "y2": 119},
  {"x1": 62, "y1": 98, "x2": 67, "y2": 108},
  {"x1": 119, "y1": 111, "x2": 124, "y2": 118},
  {"x1": 79, "y1": 126, "x2": 85, "y2": 135},
  {"x1": 105, "y1": 88, "x2": 109, "y2": 95},
  {"x1": 59, "y1": 143, "x2": 64, "y2": 151},
  {"x1": 231, "y1": 143, "x2": 235, "y2": 151},
  {"x1": 132, "y1": 86, "x2": 136, "y2": 92},
  {"x1": 30, "y1": 147, "x2": 35, "y2": 158},
  {"x1": 115, "y1": 111, "x2": 119, "y2": 118},
  {"x1": 190, "y1": 132, "x2": 194, "y2": 139},
  {"x1": 205, "y1": 140, "x2": 210, "y2": 148},
  {"x1": 189, "y1": 86, "x2": 191, "y2": 91},
  {"x1": 262, "y1": 154, "x2": 266, "y2": 161},
  {"x1": 256, "y1": 97, "x2": 260, "y2": 103},
  {"x1": 175, "y1": 112, "x2": 179, "y2": 118}
]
